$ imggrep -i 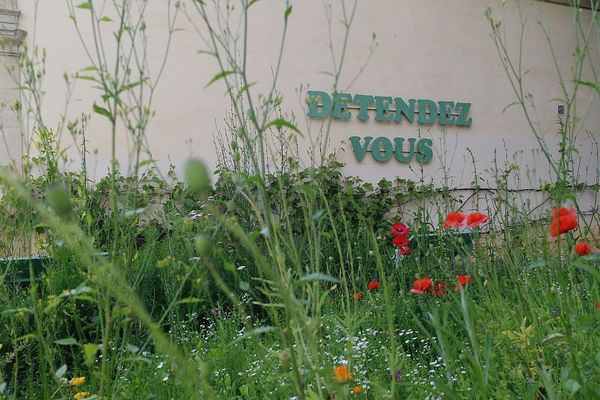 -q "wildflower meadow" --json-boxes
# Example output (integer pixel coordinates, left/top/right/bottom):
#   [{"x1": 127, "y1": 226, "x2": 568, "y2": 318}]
[{"x1": 0, "y1": 1, "x2": 599, "y2": 399}]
